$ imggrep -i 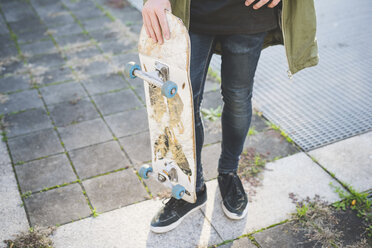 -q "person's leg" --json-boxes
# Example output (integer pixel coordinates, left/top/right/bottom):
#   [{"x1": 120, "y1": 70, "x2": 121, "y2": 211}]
[
  {"x1": 189, "y1": 31, "x2": 216, "y2": 192},
  {"x1": 218, "y1": 32, "x2": 267, "y2": 173},
  {"x1": 150, "y1": 31, "x2": 216, "y2": 233},
  {"x1": 217, "y1": 31, "x2": 267, "y2": 220}
]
